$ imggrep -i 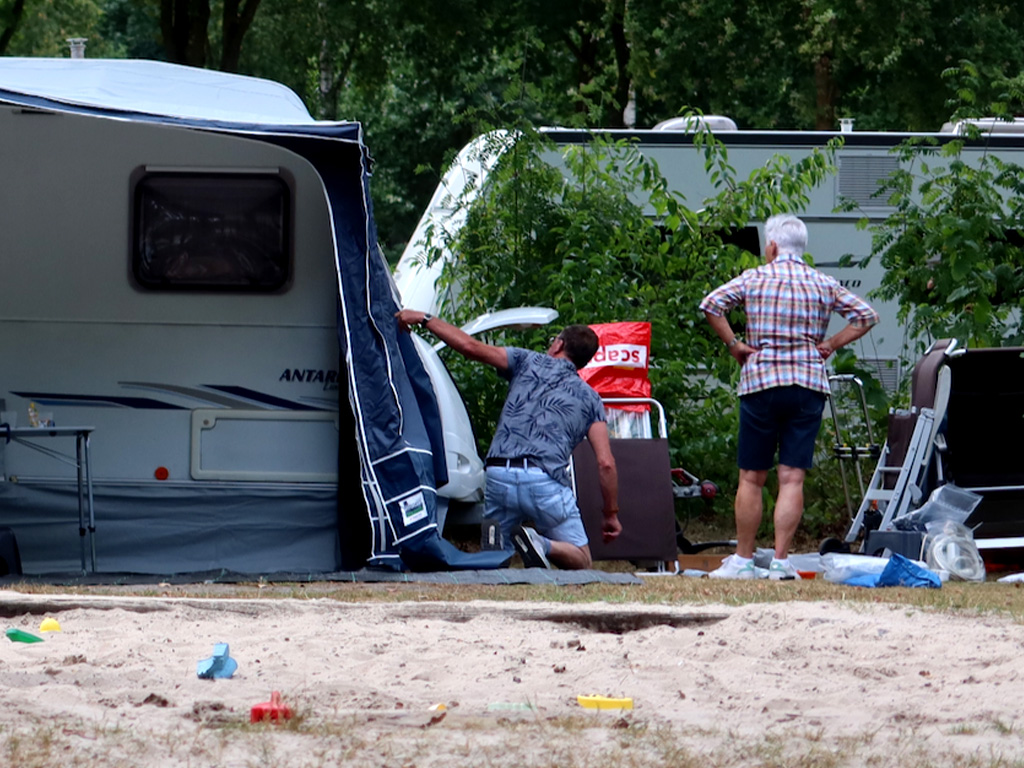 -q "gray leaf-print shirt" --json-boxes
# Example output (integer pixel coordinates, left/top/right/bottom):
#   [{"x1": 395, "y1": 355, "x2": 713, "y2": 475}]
[{"x1": 486, "y1": 348, "x2": 606, "y2": 486}]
